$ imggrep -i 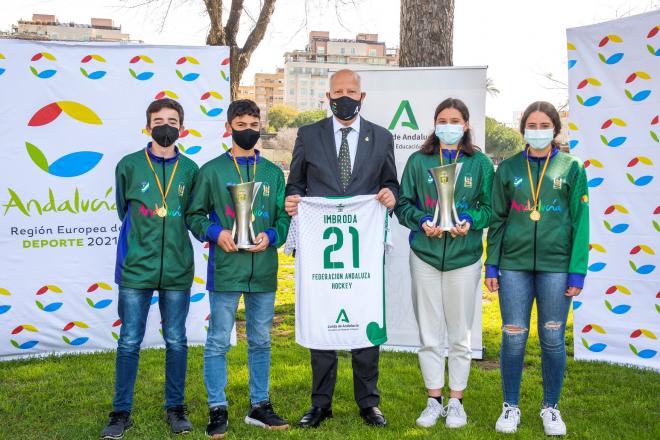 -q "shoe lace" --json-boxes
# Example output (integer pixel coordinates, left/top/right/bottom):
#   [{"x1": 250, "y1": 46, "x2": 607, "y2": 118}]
[
  {"x1": 107, "y1": 411, "x2": 128, "y2": 426},
  {"x1": 541, "y1": 407, "x2": 561, "y2": 422},
  {"x1": 502, "y1": 404, "x2": 520, "y2": 421},
  {"x1": 169, "y1": 405, "x2": 189, "y2": 421},
  {"x1": 421, "y1": 400, "x2": 446, "y2": 418},
  {"x1": 446, "y1": 401, "x2": 463, "y2": 418}
]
